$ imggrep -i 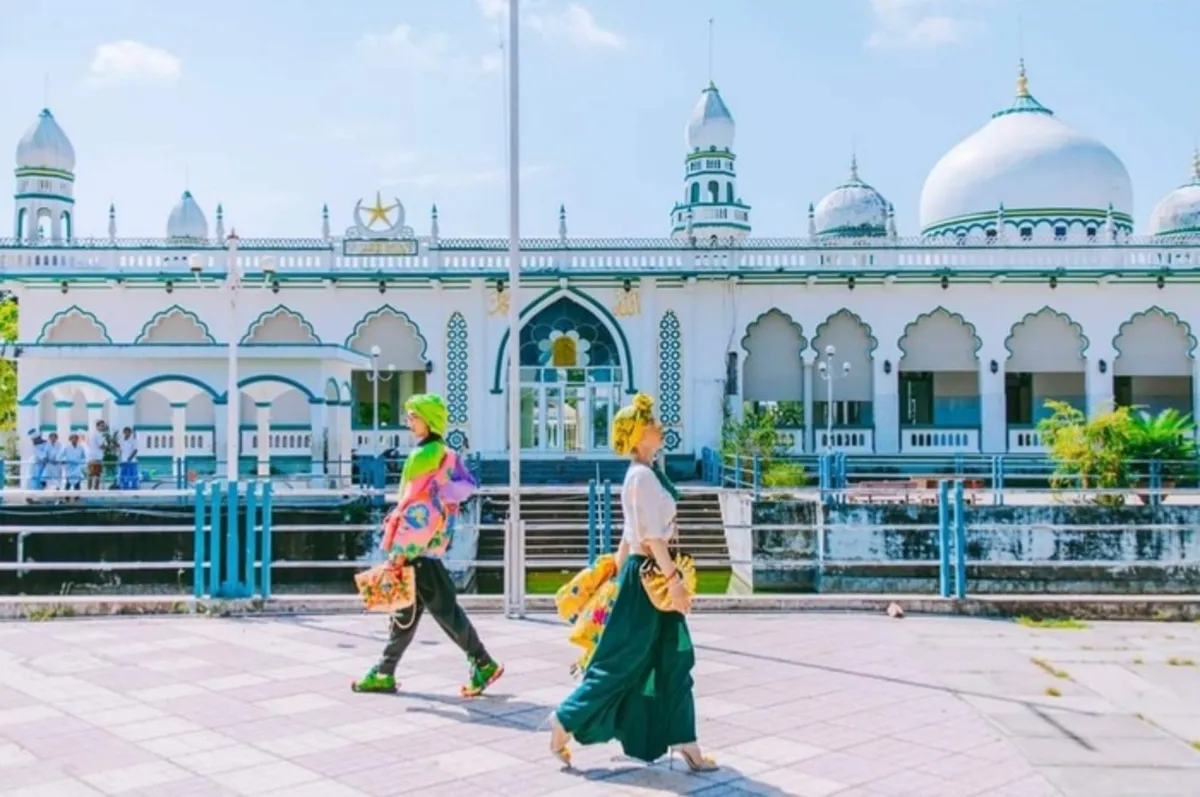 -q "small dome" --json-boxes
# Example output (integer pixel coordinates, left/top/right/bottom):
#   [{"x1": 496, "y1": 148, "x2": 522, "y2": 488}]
[
  {"x1": 813, "y1": 156, "x2": 890, "y2": 237},
  {"x1": 685, "y1": 82, "x2": 735, "y2": 152},
  {"x1": 919, "y1": 62, "x2": 1132, "y2": 238},
  {"x1": 16, "y1": 108, "x2": 76, "y2": 172},
  {"x1": 167, "y1": 190, "x2": 209, "y2": 240},
  {"x1": 1148, "y1": 152, "x2": 1200, "y2": 236}
]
